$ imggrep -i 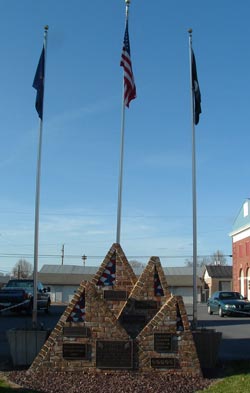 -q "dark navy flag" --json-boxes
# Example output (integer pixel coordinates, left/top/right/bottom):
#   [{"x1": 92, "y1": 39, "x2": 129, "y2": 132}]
[
  {"x1": 191, "y1": 49, "x2": 201, "y2": 125},
  {"x1": 33, "y1": 46, "x2": 45, "y2": 119}
]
